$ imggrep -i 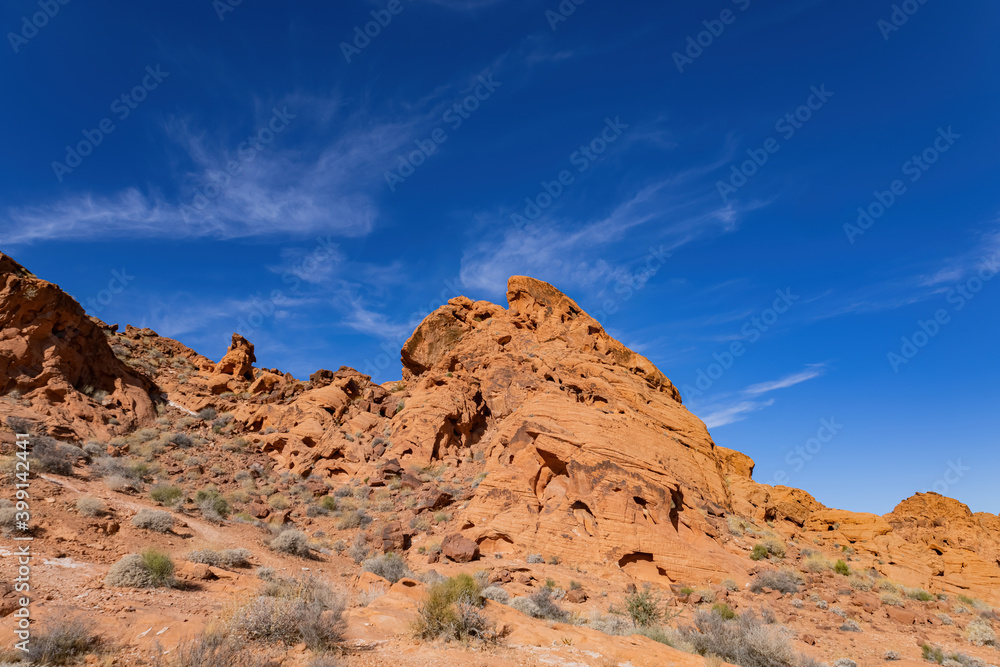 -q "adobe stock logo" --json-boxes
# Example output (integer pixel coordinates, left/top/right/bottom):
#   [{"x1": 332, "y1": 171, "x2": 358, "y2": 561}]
[{"x1": 7, "y1": 0, "x2": 71, "y2": 54}]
